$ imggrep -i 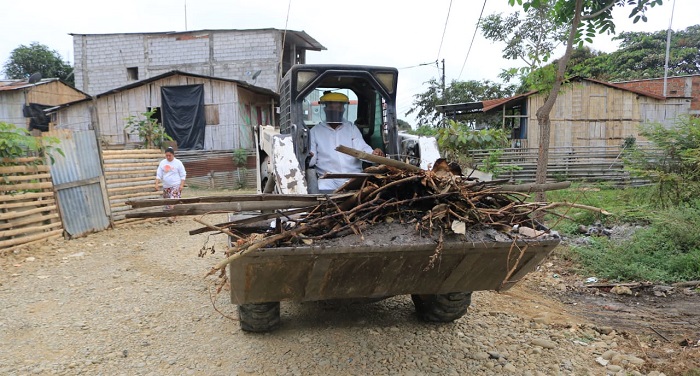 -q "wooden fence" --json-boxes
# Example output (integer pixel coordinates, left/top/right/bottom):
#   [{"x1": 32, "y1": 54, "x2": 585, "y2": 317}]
[
  {"x1": 470, "y1": 146, "x2": 652, "y2": 185},
  {"x1": 0, "y1": 158, "x2": 63, "y2": 251},
  {"x1": 102, "y1": 149, "x2": 162, "y2": 224}
]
